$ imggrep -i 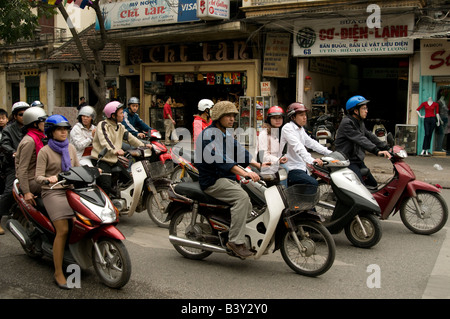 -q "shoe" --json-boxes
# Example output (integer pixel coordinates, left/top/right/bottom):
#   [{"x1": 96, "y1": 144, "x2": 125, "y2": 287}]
[
  {"x1": 54, "y1": 275, "x2": 71, "y2": 290},
  {"x1": 420, "y1": 150, "x2": 425, "y2": 156},
  {"x1": 226, "y1": 242, "x2": 253, "y2": 258},
  {"x1": 0, "y1": 224, "x2": 5, "y2": 235}
]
